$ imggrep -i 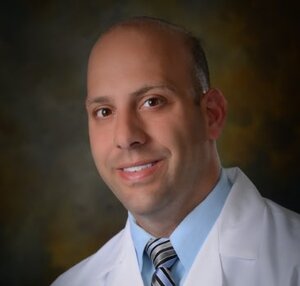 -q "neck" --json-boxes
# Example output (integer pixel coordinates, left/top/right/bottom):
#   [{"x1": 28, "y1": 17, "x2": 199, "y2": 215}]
[{"x1": 134, "y1": 162, "x2": 221, "y2": 237}]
